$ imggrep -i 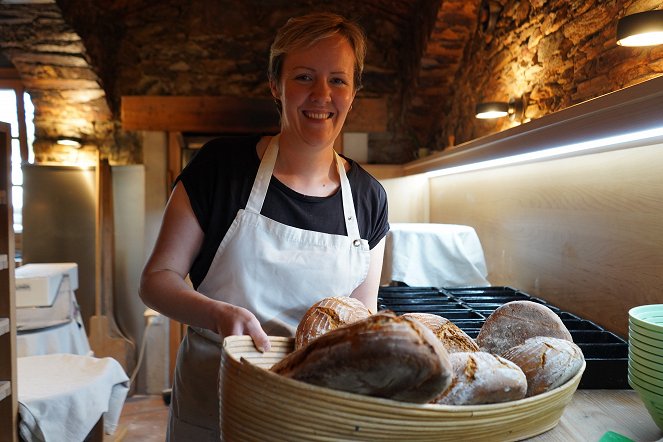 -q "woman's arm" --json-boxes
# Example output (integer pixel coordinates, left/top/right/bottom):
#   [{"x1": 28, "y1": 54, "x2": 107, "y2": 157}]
[
  {"x1": 139, "y1": 182, "x2": 271, "y2": 351},
  {"x1": 350, "y1": 237, "x2": 386, "y2": 314}
]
